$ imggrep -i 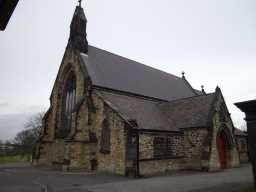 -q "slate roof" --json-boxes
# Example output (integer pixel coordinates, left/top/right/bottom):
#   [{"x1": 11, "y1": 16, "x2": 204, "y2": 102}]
[
  {"x1": 98, "y1": 90, "x2": 216, "y2": 131},
  {"x1": 81, "y1": 46, "x2": 198, "y2": 101},
  {"x1": 158, "y1": 93, "x2": 216, "y2": 129},
  {"x1": 78, "y1": 45, "x2": 216, "y2": 132},
  {"x1": 98, "y1": 90, "x2": 172, "y2": 131}
]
